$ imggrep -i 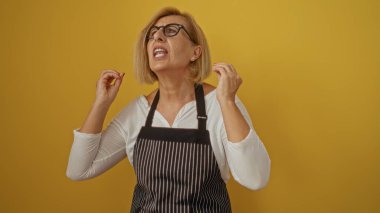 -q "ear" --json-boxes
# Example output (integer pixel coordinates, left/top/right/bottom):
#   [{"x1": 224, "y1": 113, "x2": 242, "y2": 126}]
[{"x1": 190, "y1": 45, "x2": 202, "y2": 62}]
